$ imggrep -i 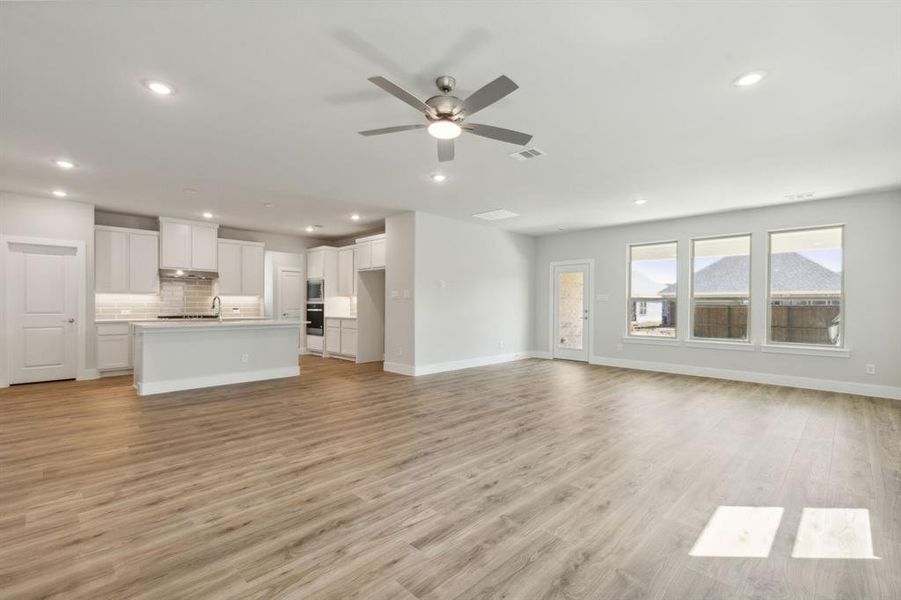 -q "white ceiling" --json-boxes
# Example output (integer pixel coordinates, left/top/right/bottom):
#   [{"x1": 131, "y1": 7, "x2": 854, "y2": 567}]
[{"x1": 1, "y1": 1, "x2": 899, "y2": 238}]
